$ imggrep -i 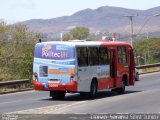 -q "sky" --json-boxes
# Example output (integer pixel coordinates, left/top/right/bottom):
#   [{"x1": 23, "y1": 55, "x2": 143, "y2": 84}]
[{"x1": 0, "y1": 0, "x2": 160, "y2": 24}]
